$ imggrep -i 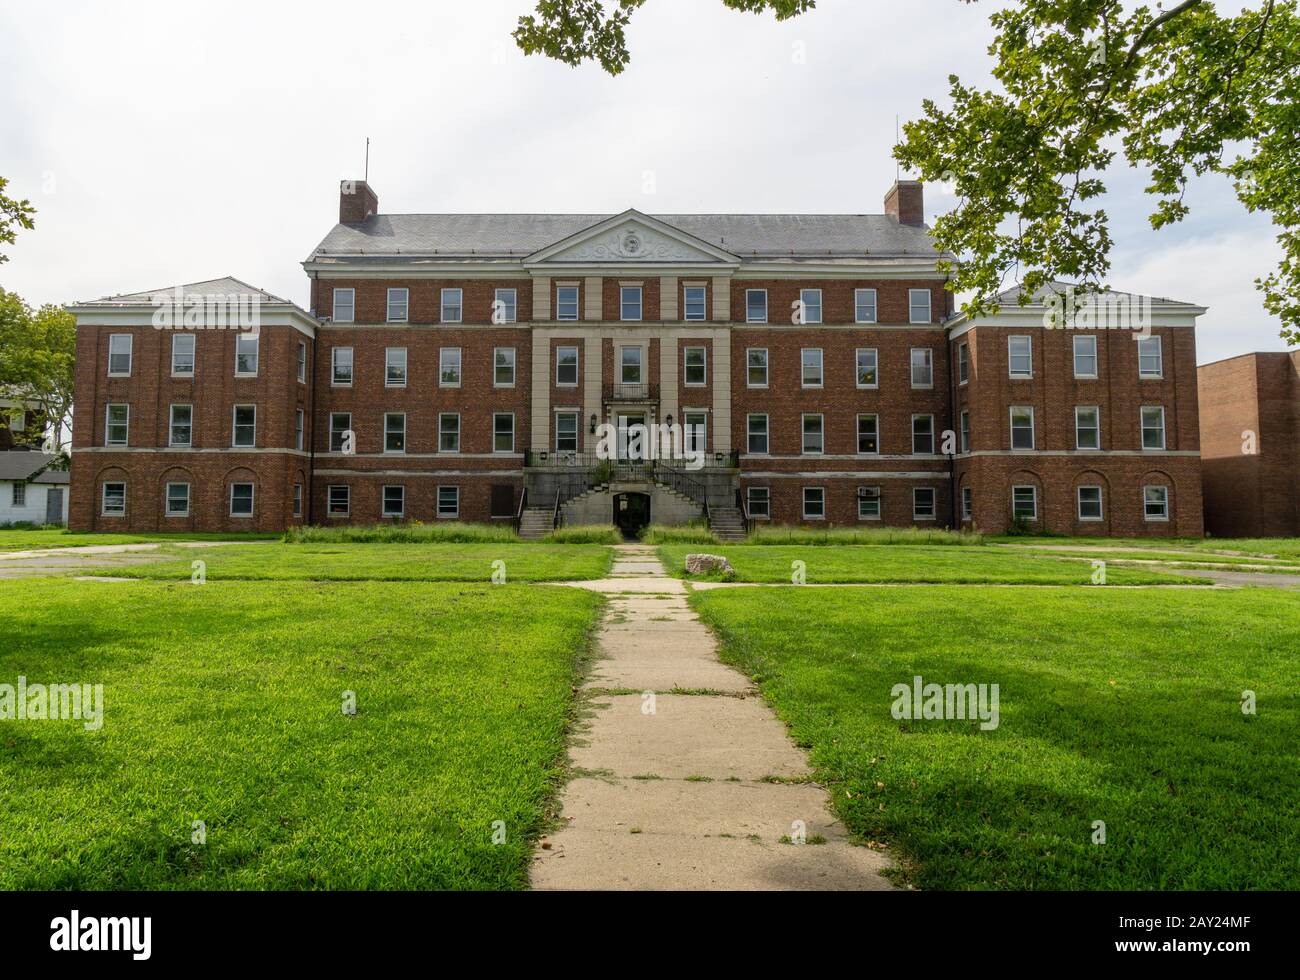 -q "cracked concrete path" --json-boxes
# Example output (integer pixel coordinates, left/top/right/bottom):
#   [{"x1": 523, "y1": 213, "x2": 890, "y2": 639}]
[
  {"x1": 532, "y1": 543, "x2": 894, "y2": 891},
  {"x1": 0, "y1": 540, "x2": 238, "y2": 579}
]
